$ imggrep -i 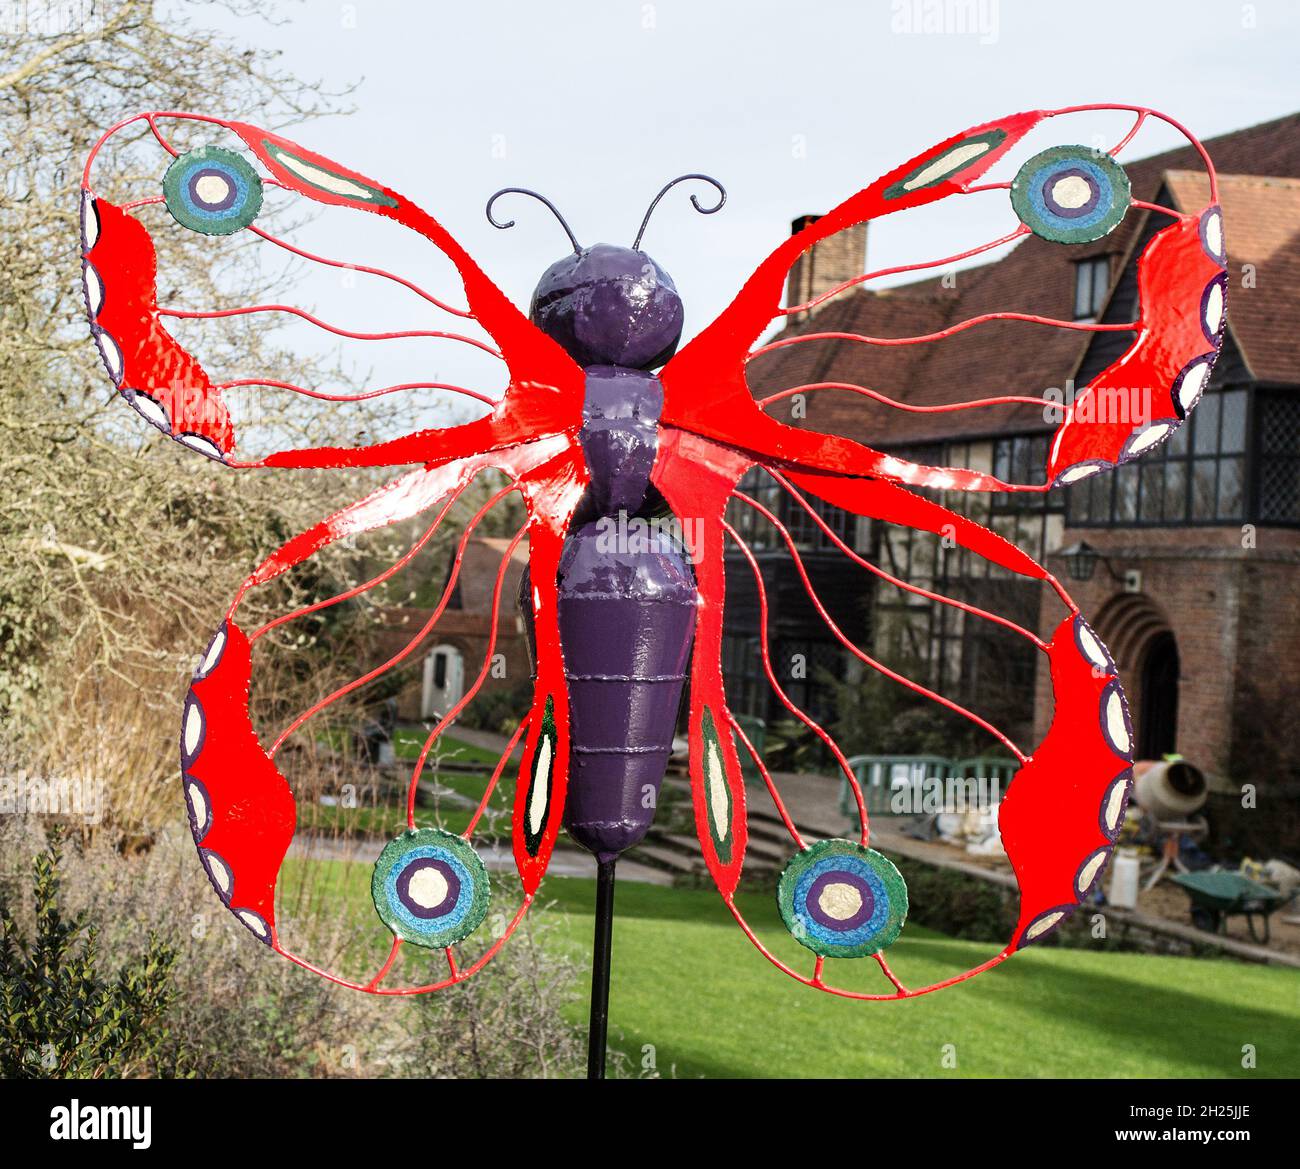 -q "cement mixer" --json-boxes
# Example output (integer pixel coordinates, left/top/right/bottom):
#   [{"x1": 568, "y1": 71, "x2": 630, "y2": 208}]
[
  {"x1": 1133, "y1": 758, "x2": 1209, "y2": 820},
  {"x1": 1131, "y1": 758, "x2": 1209, "y2": 889}
]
